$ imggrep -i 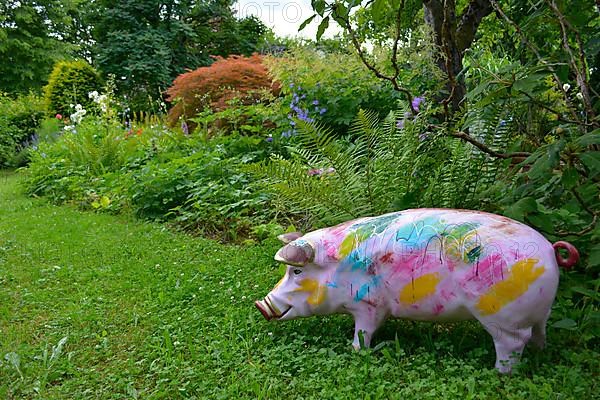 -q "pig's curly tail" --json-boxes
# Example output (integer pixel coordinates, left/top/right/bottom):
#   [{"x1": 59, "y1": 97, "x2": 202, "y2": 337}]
[{"x1": 553, "y1": 241, "x2": 580, "y2": 269}]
